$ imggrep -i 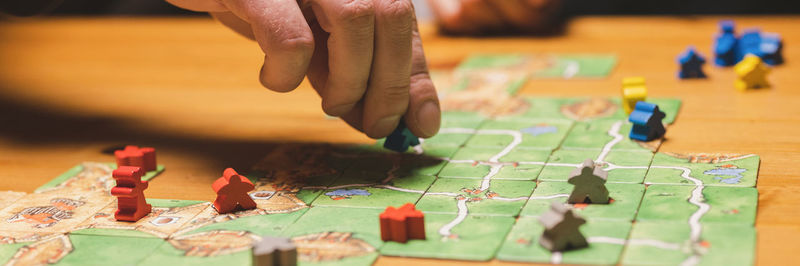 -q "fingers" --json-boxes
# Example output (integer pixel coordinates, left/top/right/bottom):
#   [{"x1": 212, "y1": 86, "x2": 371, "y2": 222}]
[
  {"x1": 403, "y1": 16, "x2": 440, "y2": 138},
  {"x1": 165, "y1": 0, "x2": 228, "y2": 12},
  {"x1": 309, "y1": 0, "x2": 375, "y2": 116},
  {"x1": 222, "y1": 0, "x2": 314, "y2": 92},
  {"x1": 359, "y1": 0, "x2": 414, "y2": 138}
]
